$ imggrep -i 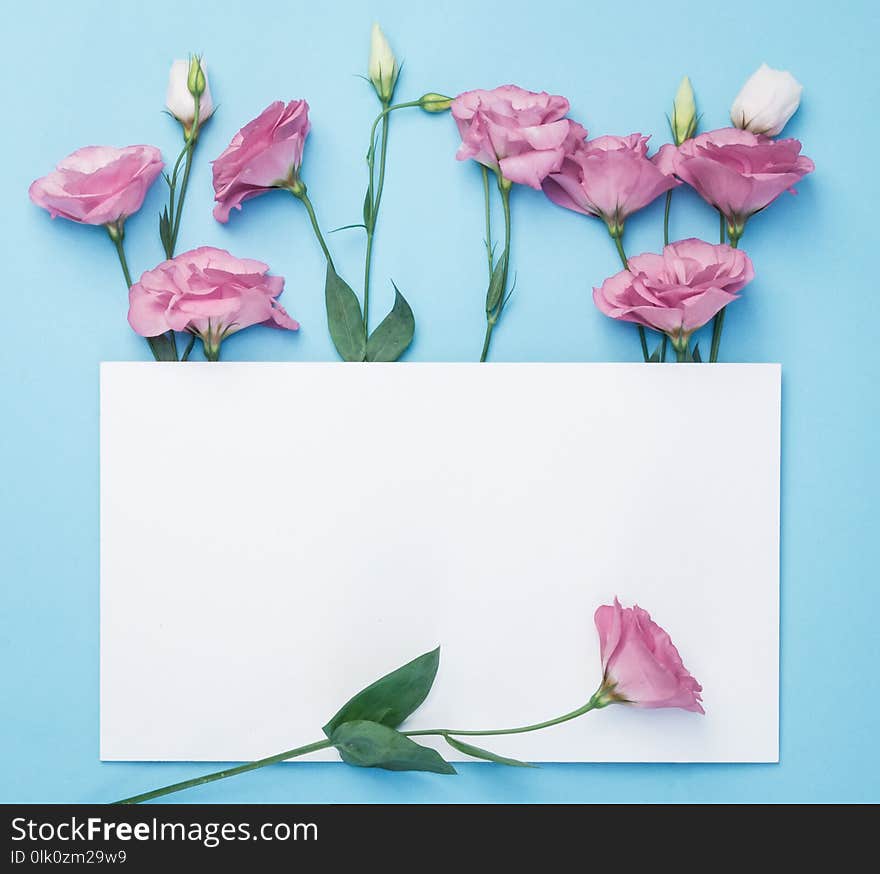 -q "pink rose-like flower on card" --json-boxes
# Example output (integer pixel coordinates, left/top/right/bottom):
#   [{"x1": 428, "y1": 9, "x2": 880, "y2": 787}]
[
  {"x1": 127, "y1": 246, "x2": 299, "y2": 360},
  {"x1": 451, "y1": 85, "x2": 587, "y2": 189},
  {"x1": 29, "y1": 145, "x2": 164, "y2": 227},
  {"x1": 594, "y1": 598, "x2": 704, "y2": 713},
  {"x1": 543, "y1": 133, "x2": 678, "y2": 234},
  {"x1": 655, "y1": 128, "x2": 813, "y2": 239},
  {"x1": 212, "y1": 100, "x2": 311, "y2": 222},
  {"x1": 593, "y1": 238, "x2": 754, "y2": 356}
]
